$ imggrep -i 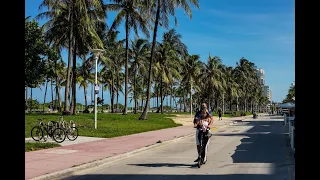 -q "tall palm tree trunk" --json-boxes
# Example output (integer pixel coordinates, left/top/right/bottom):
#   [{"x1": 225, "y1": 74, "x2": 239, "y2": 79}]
[
  {"x1": 109, "y1": 87, "x2": 112, "y2": 113},
  {"x1": 170, "y1": 85, "x2": 173, "y2": 113},
  {"x1": 160, "y1": 79, "x2": 163, "y2": 113},
  {"x1": 116, "y1": 75, "x2": 119, "y2": 111},
  {"x1": 70, "y1": 40, "x2": 77, "y2": 115},
  {"x1": 134, "y1": 67, "x2": 137, "y2": 114},
  {"x1": 51, "y1": 80, "x2": 54, "y2": 110},
  {"x1": 139, "y1": 0, "x2": 161, "y2": 120},
  {"x1": 30, "y1": 88, "x2": 33, "y2": 113},
  {"x1": 91, "y1": 83, "x2": 93, "y2": 105},
  {"x1": 244, "y1": 98, "x2": 247, "y2": 112},
  {"x1": 156, "y1": 83, "x2": 159, "y2": 110},
  {"x1": 43, "y1": 80, "x2": 49, "y2": 113},
  {"x1": 64, "y1": 5, "x2": 73, "y2": 113},
  {"x1": 25, "y1": 87, "x2": 28, "y2": 109},
  {"x1": 84, "y1": 87, "x2": 87, "y2": 107},
  {"x1": 110, "y1": 77, "x2": 115, "y2": 113},
  {"x1": 55, "y1": 59, "x2": 61, "y2": 112},
  {"x1": 123, "y1": 16, "x2": 129, "y2": 115},
  {"x1": 183, "y1": 96, "x2": 187, "y2": 112},
  {"x1": 102, "y1": 85, "x2": 104, "y2": 113},
  {"x1": 236, "y1": 96, "x2": 239, "y2": 111},
  {"x1": 57, "y1": 85, "x2": 61, "y2": 112},
  {"x1": 222, "y1": 93, "x2": 225, "y2": 114}
]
